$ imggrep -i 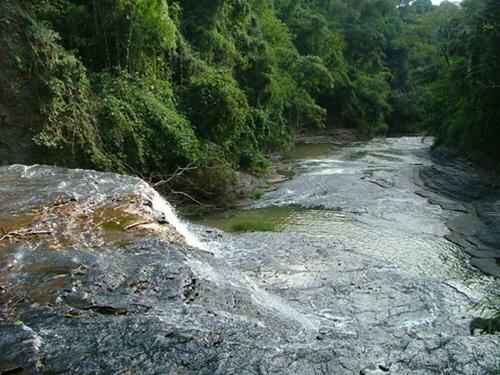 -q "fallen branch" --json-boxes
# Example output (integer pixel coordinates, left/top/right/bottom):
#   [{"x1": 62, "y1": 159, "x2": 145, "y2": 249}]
[
  {"x1": 0, "y1": 229, "x2": 52, "y2": 242},
  {"x1": 124, "y1": 221, "x2": 153, "y2": 231}
]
